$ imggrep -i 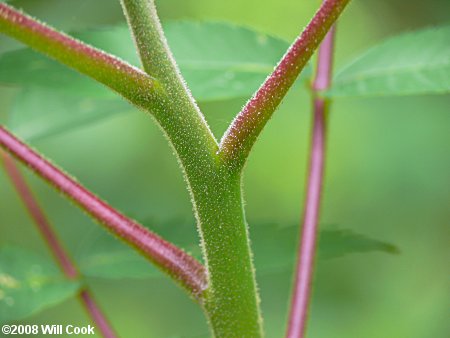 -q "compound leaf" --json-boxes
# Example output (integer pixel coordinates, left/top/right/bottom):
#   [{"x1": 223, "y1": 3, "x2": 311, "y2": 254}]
[{"x1": 328, "y1": 25, "x2": 450, "y2": 97}]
